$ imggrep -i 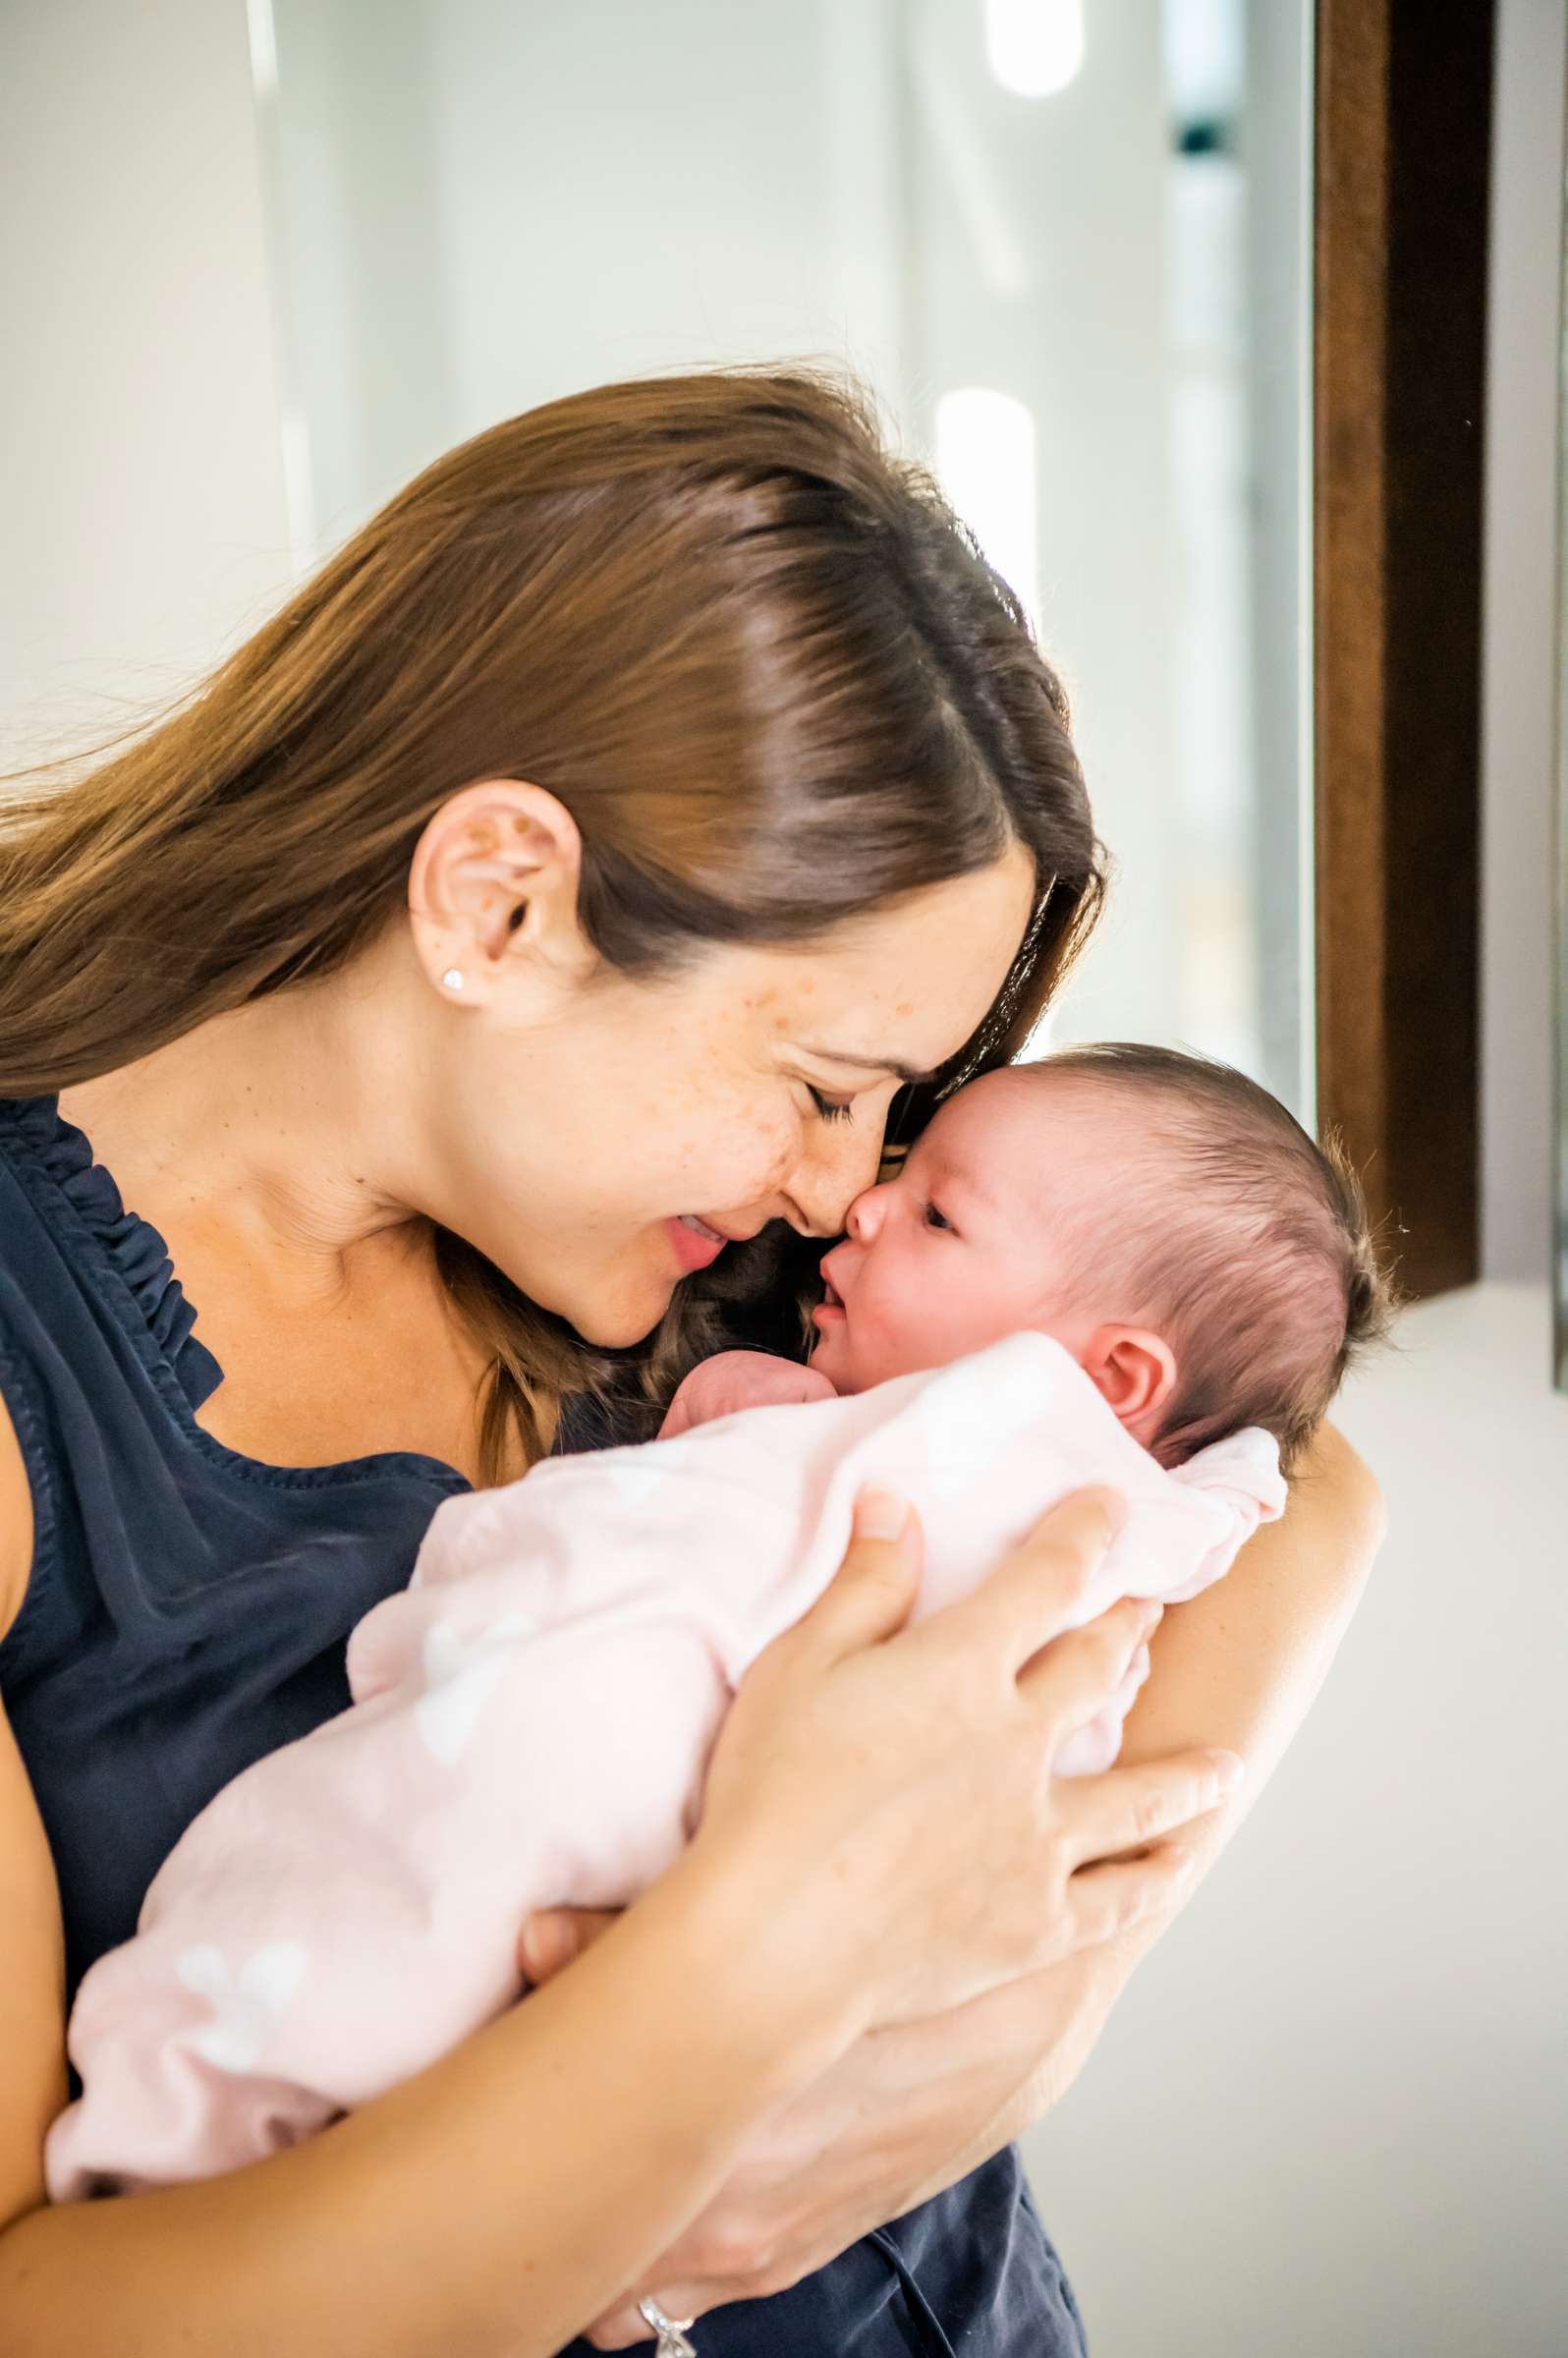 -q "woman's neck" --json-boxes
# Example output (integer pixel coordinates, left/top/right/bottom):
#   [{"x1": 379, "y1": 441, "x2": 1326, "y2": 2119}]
[
  {"x1": 56, "y1": 936, "x2": 509, "y2": 1483},
  {"x1": 60, "y1": 951, "x2": 429, "y2": 1296}
]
